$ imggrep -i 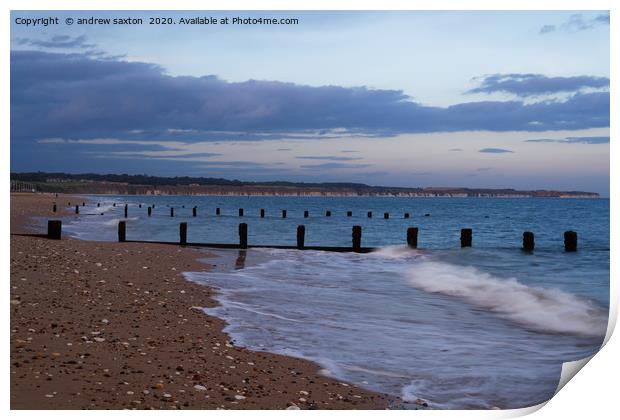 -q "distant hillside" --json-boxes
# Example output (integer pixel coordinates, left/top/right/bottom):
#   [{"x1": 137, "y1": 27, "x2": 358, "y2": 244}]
[{"x1": 10, "y1": 172, "x2": 600, "y2": 198}]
